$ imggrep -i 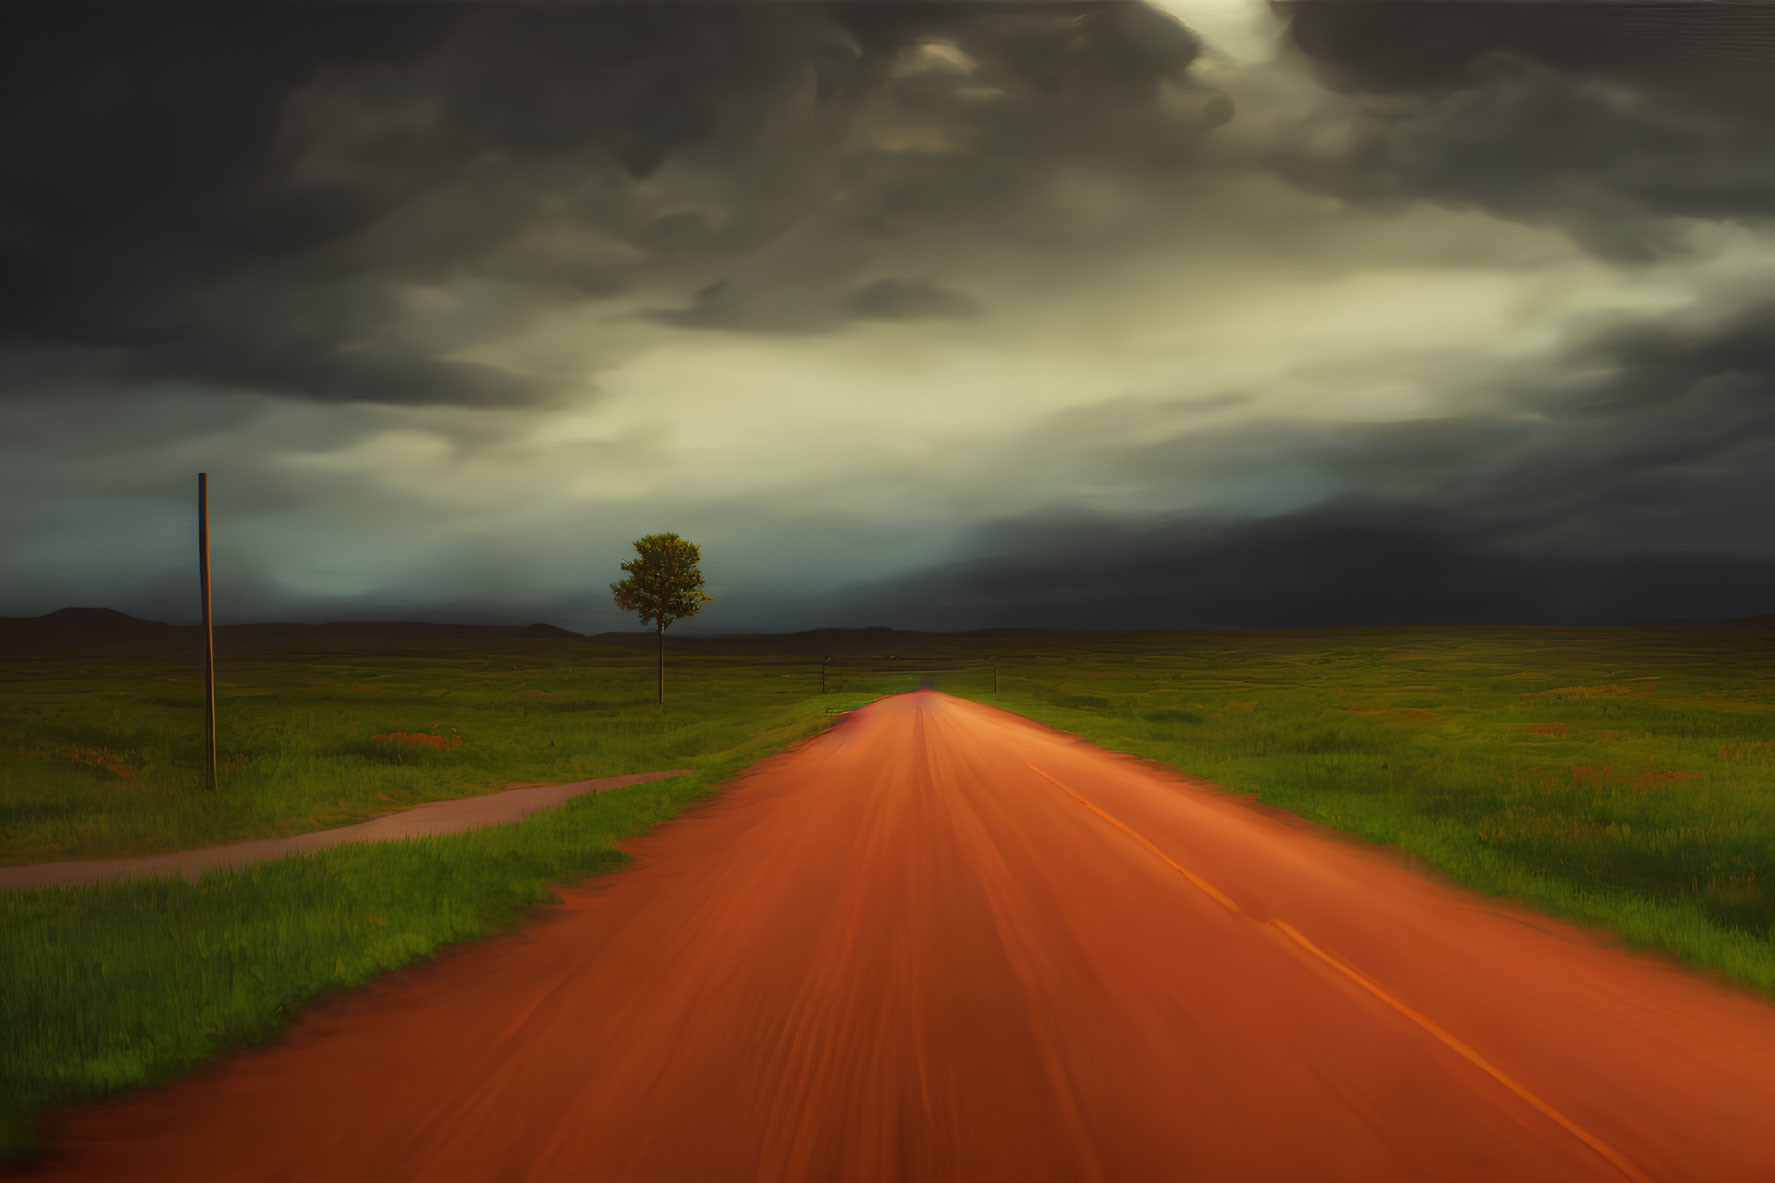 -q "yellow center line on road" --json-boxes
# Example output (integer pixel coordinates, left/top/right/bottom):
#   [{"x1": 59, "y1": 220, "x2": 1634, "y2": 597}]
[
  {"x1": 1026, "y1": 763, "x2": 1244, "y2": 915},
  {"x1": 1023, "y1": 762, "x2": 1656, "y2": 1183}
]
